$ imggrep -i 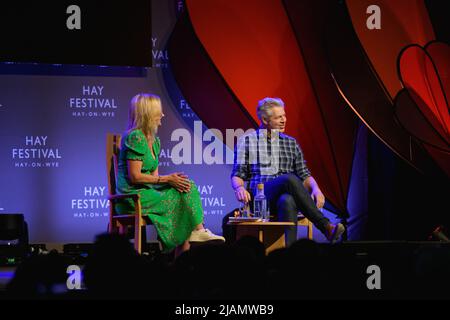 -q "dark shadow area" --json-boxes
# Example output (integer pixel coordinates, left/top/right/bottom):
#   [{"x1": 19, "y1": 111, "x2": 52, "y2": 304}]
[{"x1": 2, "y1": 233, "x2": 450, "y2": 300}]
